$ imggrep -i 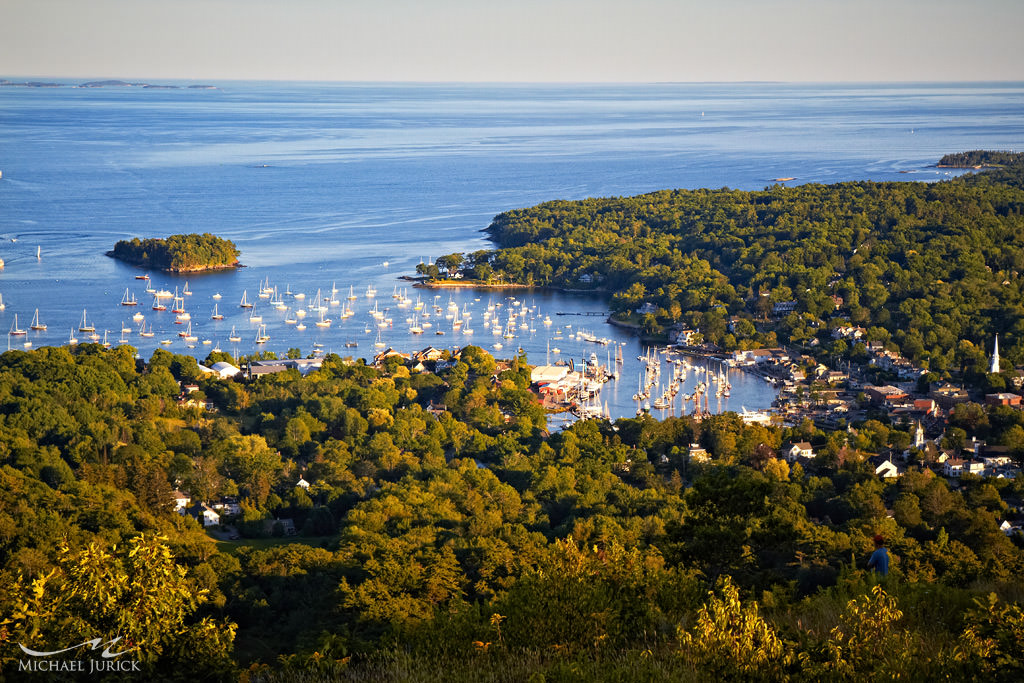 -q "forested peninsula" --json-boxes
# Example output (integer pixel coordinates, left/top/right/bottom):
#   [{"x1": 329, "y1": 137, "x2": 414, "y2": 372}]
[
  {"x1": 108, "y1": 233, "x2": 240, "y2": 272},
  {"x1": 432, "y1": 154, "x2": 1024, "y2": 376}
]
